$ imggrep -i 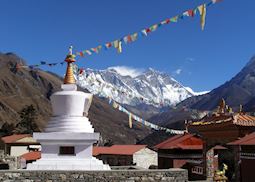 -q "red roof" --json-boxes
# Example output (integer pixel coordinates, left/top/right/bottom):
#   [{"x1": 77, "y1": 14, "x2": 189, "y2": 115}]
[
  {"x1": 228, "y1": 132, "x2": 255, "y2": 145},
  {"x1": 93, "y1": 145, "x2": 146, "y2": 156},
  {"x1": 21, "y1": 151, "x2": 41, "y2": 161},
  {"x1": 155, "y1": 133, "x2": 203, "y2": 150},
  {"x1": 1, "y1": 134, "x2": 31, "y2": 144}
]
